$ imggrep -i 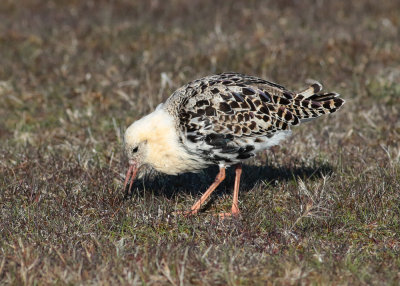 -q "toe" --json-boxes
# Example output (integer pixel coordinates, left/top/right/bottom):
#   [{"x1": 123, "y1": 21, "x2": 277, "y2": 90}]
[
  {"x1": 217, "y1": 211, "x2": 241, "y2": 219},
  {"x1": 172, "y1": 210, "x2": 197, "y2": 217}
]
